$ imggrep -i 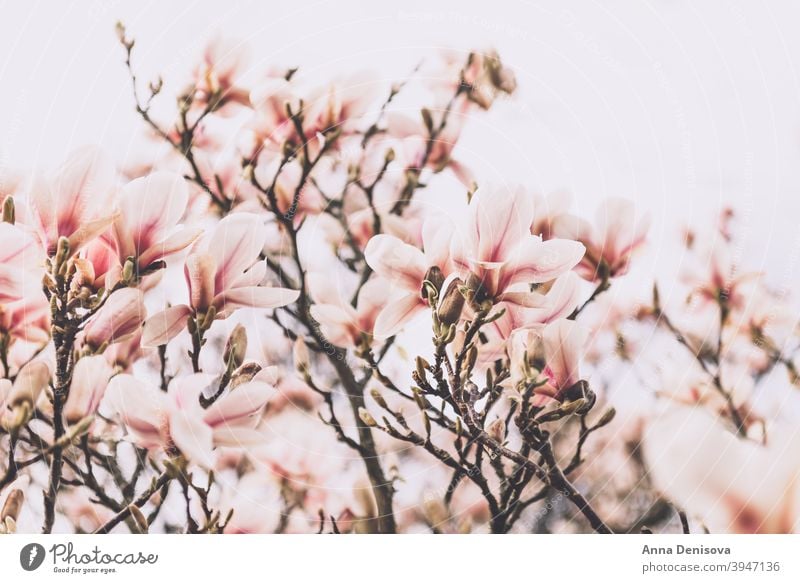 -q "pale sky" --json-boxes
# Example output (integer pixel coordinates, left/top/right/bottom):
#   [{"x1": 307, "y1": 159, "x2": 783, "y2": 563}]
[{"x1": 1, "y1": 0, "x2": 799, "y2": 282}]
